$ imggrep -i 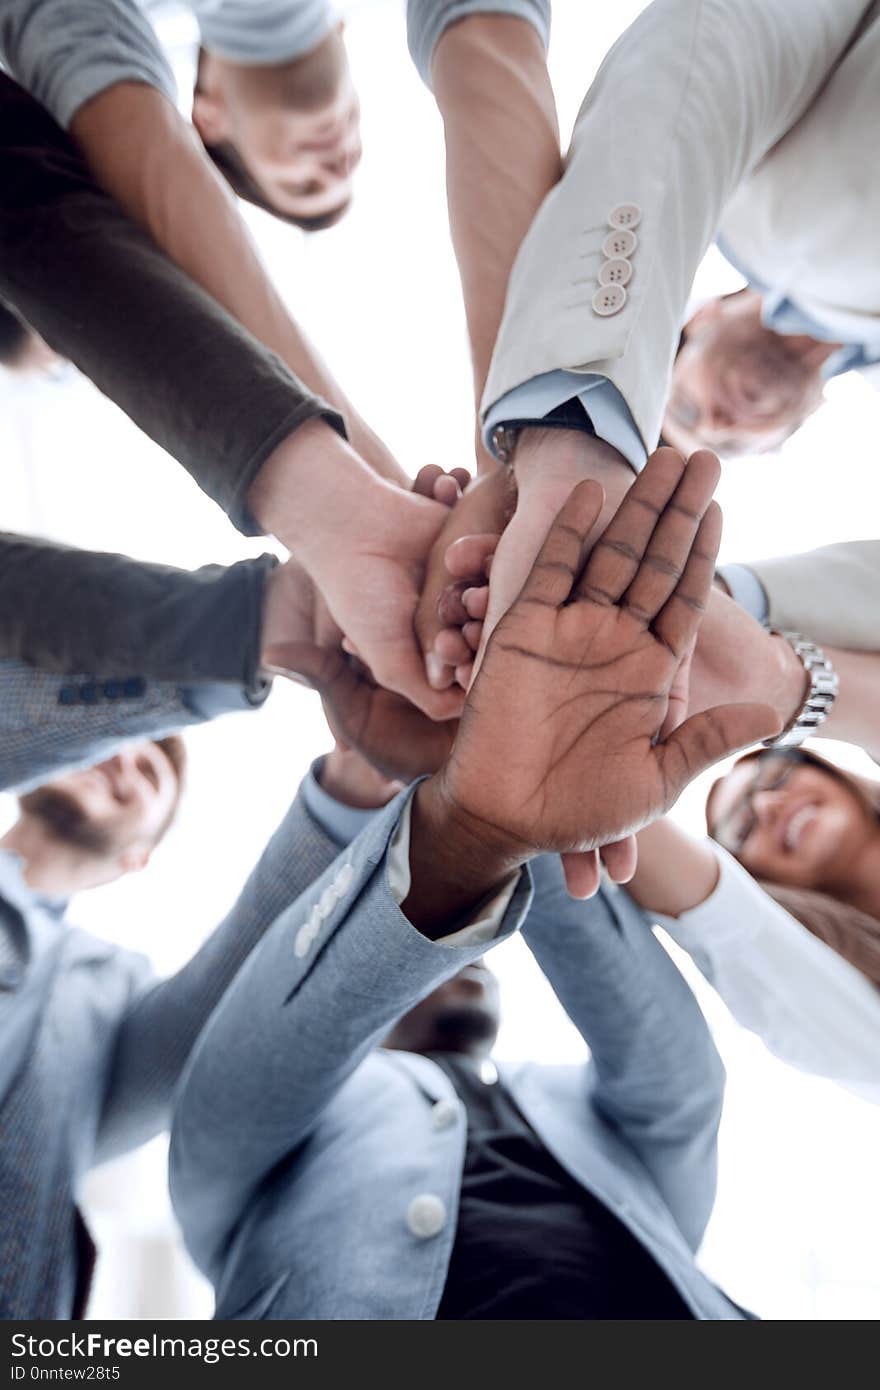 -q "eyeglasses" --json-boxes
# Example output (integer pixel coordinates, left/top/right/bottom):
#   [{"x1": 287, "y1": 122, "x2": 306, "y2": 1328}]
[{"x1": 710, "y1": 753, "x2": 802, "y2": 855}]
